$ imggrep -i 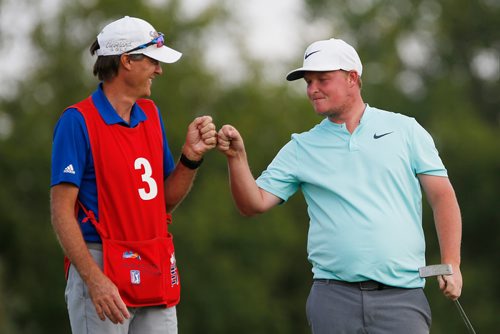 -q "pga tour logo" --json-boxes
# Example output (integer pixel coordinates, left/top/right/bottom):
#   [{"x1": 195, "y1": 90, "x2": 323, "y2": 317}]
[
  {"x1": 170, "y1": 253, "x2": 179, "y2": 286},
  {"x1": 130, "y1": 270, "x2": 141, "y2": 285}
]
